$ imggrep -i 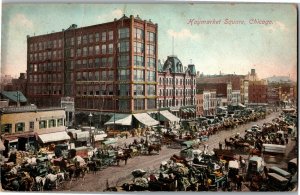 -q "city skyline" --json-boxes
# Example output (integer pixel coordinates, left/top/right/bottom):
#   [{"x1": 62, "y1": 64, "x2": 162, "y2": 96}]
[{"x1": 1, "y1": 3, "x2": 297, "y2": 81}]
